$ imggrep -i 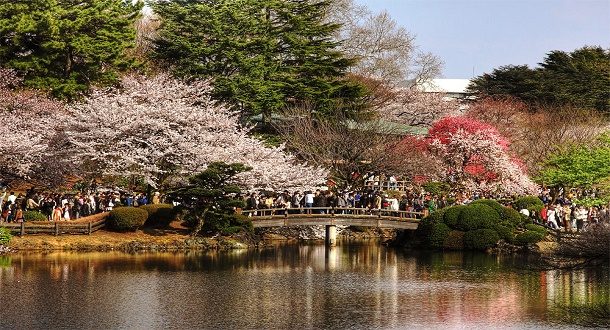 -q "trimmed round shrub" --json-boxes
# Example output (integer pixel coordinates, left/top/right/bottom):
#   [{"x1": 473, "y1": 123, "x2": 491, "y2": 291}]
[
  {"x1": 0, "y1": 227, "x2": 12, "y2": 245},
  {"x1": 416, "y1": 209, "x2": 444, "y2": 238},
  {"x1": 515, "y1": 230, "x2": 545, "y2": 245},
  {"x1": 140, "y1": 204, "x2": 176, "y2": 228},
  {"x1": 525, "y1": 224, "x2": 547, "y2": 234},
  {"x1": 24, "y1": 211, "x2": 47, "y2": 221},
  {"x1": 500, "y1": 207, "x2": 523, "y2": 228},
  {"x1": 108, "y1": 207, "x2": 148, "y2": 232},
  {"x1": 443, "y1": 230, "x2": 465, "y2": 250},
  {"x1": 471, "y1": 199, "x2": 504, "y2": 215},
  {"x1": 456, "y1": 204, "x2": 499, "y2": 231},
  {"x1": 443, "y1": 205, "x2": 467, "y2": 228},
  {"x1": 464, "y1": 229, "x2": 500, "y2": 251},
  {"x1": 428, "y1": 222, "x2": 451, "y2": 249},
  {"x1": 515, "y1": 196, "x2": 544, "y2": 213},
  {"x1": 493, "y1": 224, "x2": 515, "y2": 243}
]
